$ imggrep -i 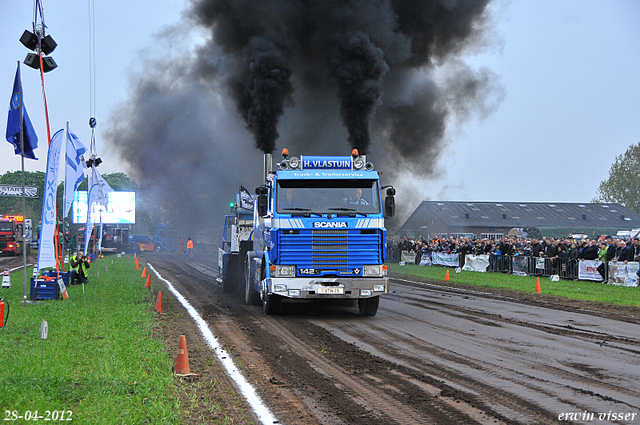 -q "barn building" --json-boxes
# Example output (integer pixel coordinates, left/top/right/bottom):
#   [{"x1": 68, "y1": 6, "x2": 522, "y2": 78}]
[{"x1": 396, "y1": 201, "x2": 640, "y2": 240}]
